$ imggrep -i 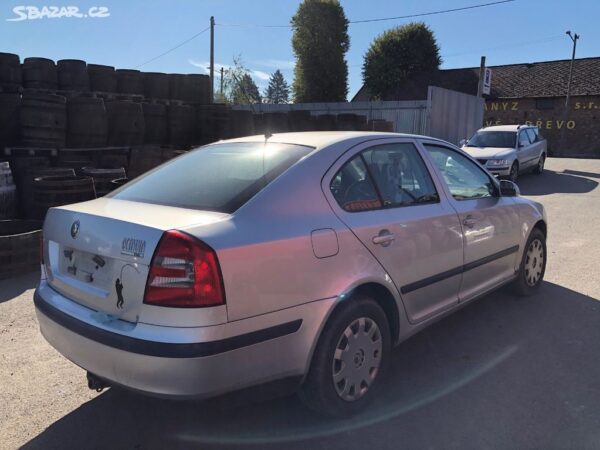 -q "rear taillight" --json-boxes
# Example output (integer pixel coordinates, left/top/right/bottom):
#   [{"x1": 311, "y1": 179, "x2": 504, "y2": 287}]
[{"x1": 144, "y1": 230, "x2": 225, "y2": 308}]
